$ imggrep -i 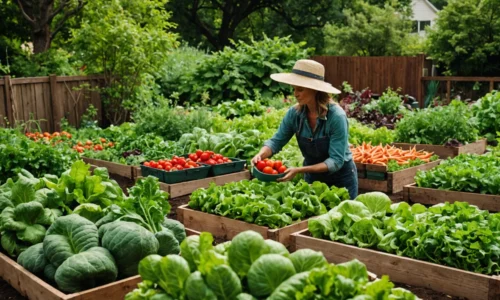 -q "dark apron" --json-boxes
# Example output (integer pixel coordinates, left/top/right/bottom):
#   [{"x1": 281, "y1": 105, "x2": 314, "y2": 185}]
[{"x1": 296, "y1": 115, "x2": 358, "y2": 199}]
